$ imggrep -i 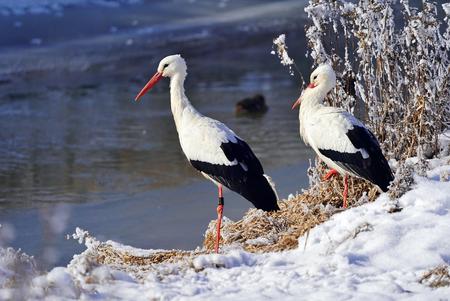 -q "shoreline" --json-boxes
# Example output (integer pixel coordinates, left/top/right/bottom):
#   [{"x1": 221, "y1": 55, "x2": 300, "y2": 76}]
[
  {"x1": 1, "y1": 152, "x2": 449, "y2": 299},
  {"x1": 0, "y1": 160, "x2": 312, "y2": 267}
]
